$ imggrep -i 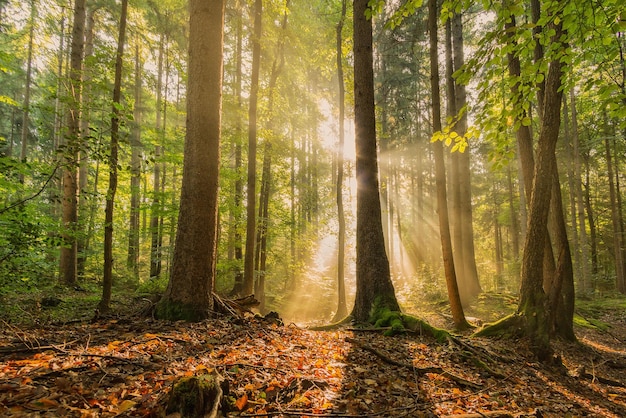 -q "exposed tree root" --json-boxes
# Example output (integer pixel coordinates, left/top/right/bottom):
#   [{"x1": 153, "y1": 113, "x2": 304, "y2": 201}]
[
  {"x1": 307, "y1": 315, "x2": 353, "y2": 331},
  {"x1": 345, "y1": 337, "x2": 482, "y2": 389},
  {"x1": 472, "y1": 313, "x2": 525, "y2": 339}
]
